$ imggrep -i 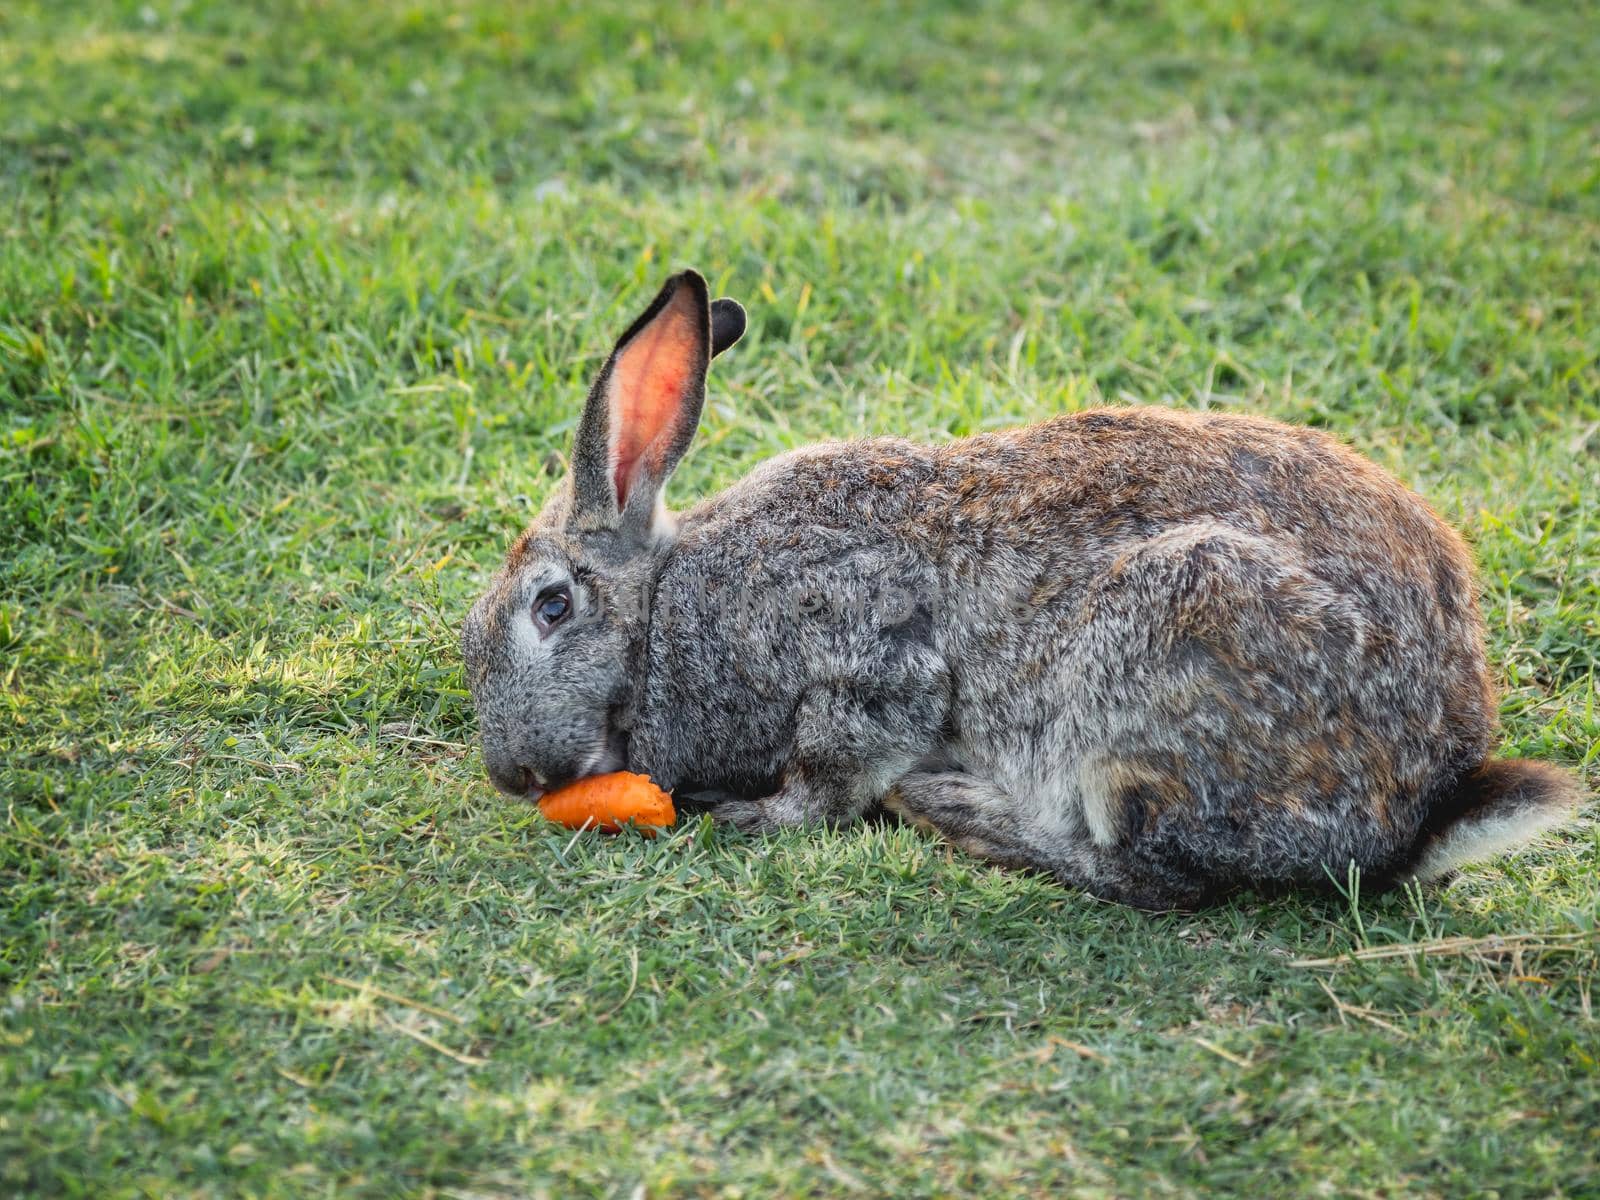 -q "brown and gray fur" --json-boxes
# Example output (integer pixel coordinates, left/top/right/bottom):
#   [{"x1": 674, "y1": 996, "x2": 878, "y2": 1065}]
[{"x1": 462, "y1": 269, "x2": 1581, "y2": 909}]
